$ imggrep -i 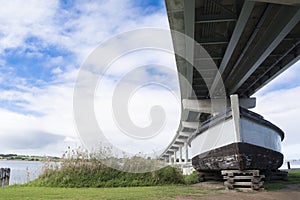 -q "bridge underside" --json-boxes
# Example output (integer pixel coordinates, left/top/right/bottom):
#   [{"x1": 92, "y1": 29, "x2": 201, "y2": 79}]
[
  {"x1": 161, "y1": 0, "x2": 300, "y2": 168},
  {"x1": 167, "y1": 0, "x2": 300, "y2": 98}
]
